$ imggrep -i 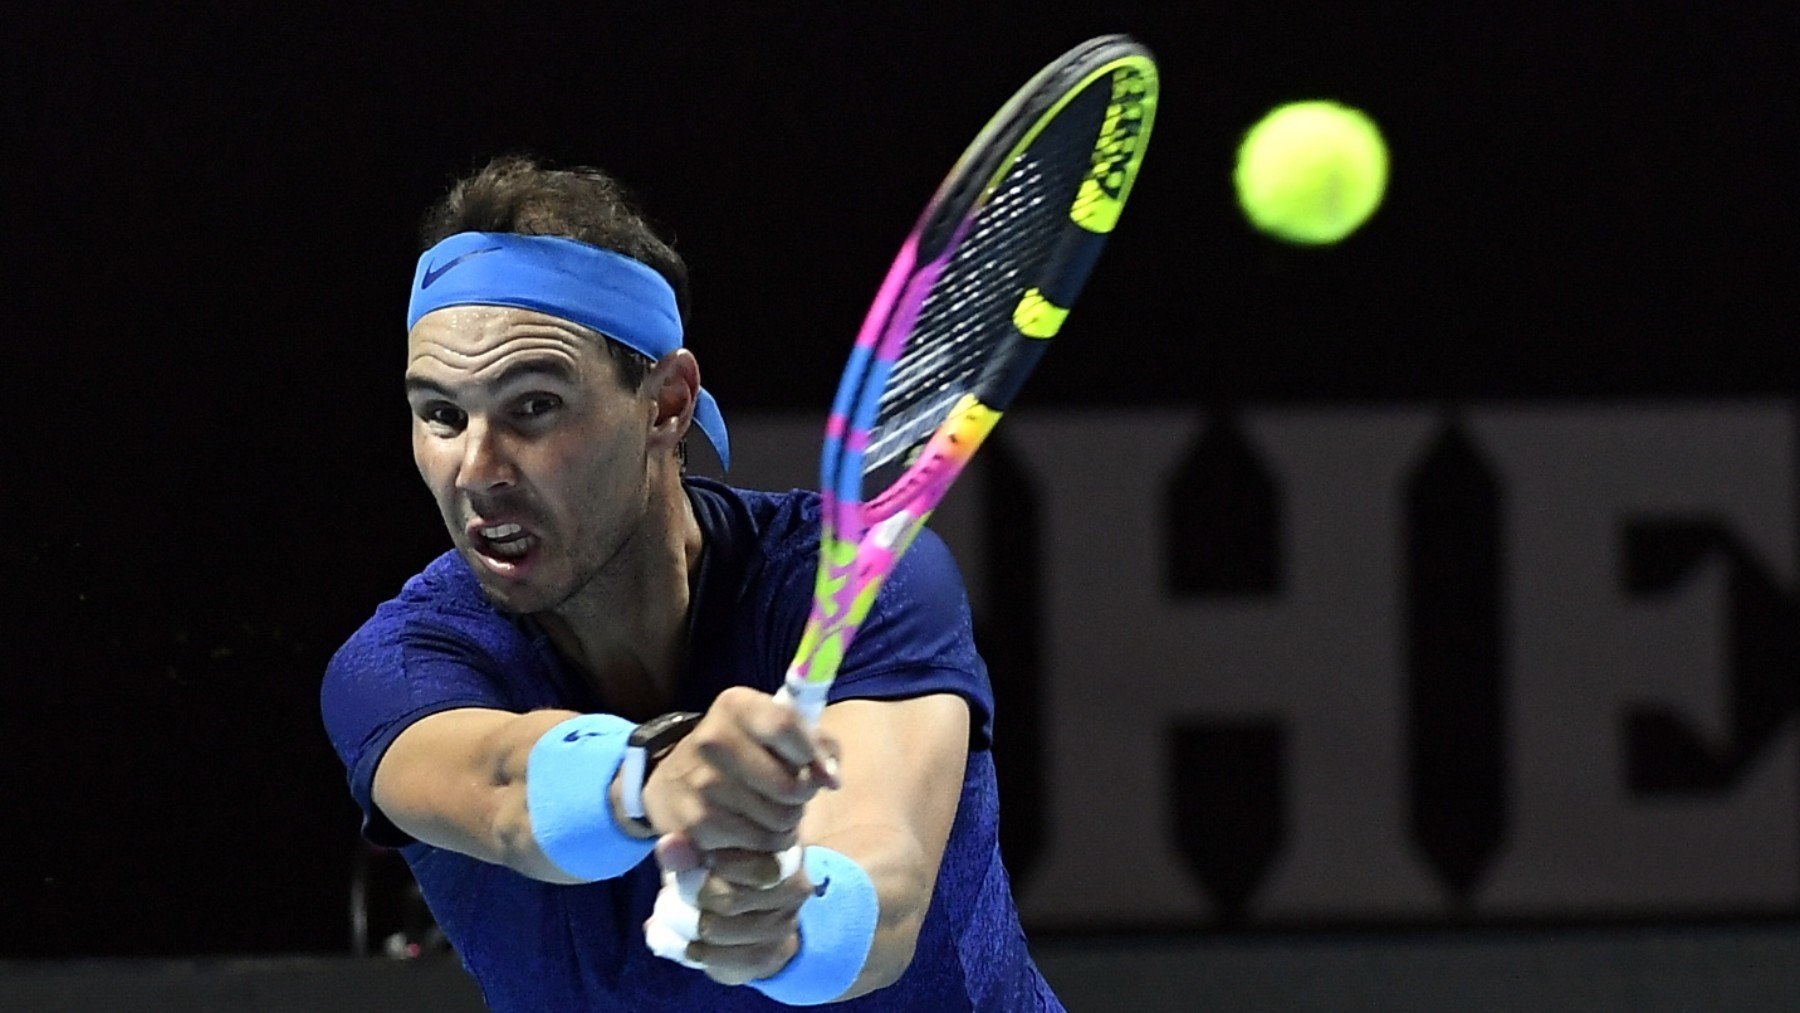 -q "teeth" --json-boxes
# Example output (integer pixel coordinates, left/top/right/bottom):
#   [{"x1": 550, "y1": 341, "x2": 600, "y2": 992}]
[
  {"x1": 480, "y1": 523, "x2": 524, "y2": 539},
  {"x1": 487, "y1": 536, "x2": 533, "y2": 559}
]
